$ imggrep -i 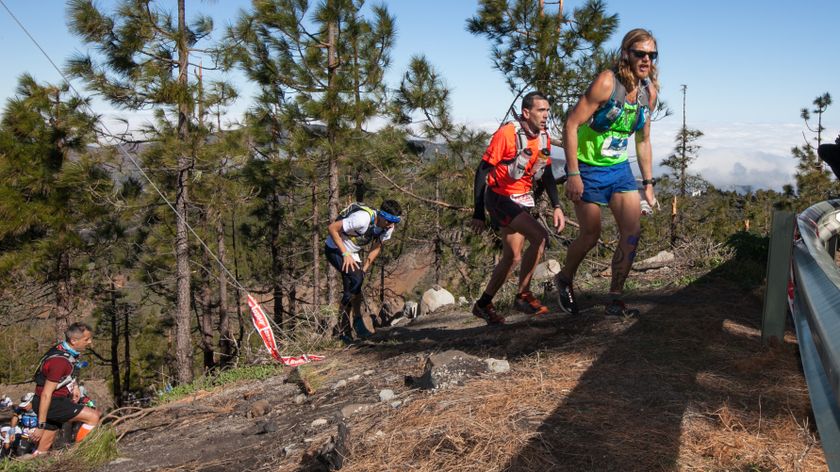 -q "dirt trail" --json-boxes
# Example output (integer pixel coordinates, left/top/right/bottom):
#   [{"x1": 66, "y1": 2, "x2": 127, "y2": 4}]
[{"x1": 96, "y1": 271, "x2": 826, "y2": 471}]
